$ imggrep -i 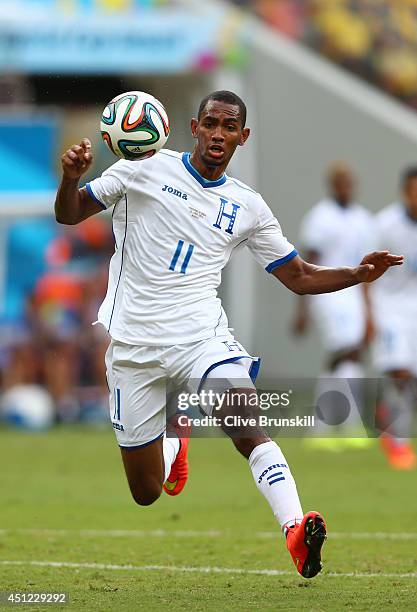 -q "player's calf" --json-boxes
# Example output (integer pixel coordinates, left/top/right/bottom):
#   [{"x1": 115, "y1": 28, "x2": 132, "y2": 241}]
[
  {"x1": 120, "y1": 438, "x2": 165, "y2": 506},
  {"x1": 210, "y1": 381, "x2": 323, "y2": 577},
  {"x1": 217, "y1": 389, "x2": 306, "y2": 543},
  {"x1": 232, "y1": 435, "x2": 270, "y2": 459},
  {"x1": 217, "y1": 387, "x2": 264, "y2": 446},
  {"x1": 128, "y1": 479, "x2": 163, "y2": 506}
]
